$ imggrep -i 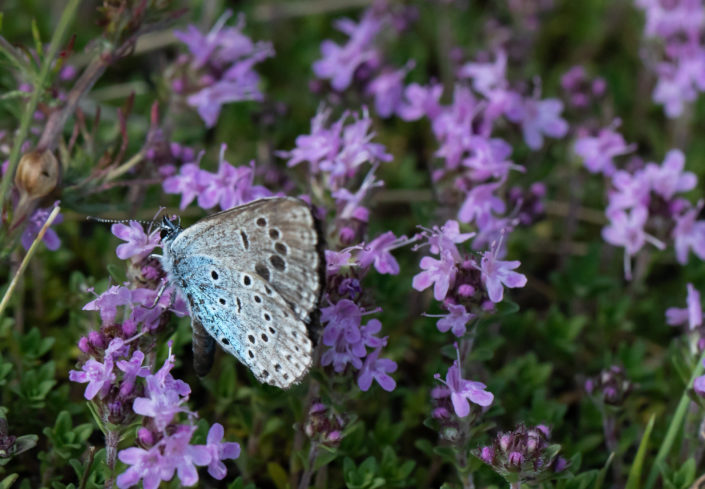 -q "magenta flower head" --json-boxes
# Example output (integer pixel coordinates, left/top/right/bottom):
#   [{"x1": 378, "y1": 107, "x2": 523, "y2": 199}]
[
  {"x1": 68, "y1": 356, "x2": 116, "y2": 400},
  {"x1": 585, "y1": 365, "x2": 633, "y2": 406},
  {"x1": 508, "y1": 97, "x2": 568, "y2": 150},
  {"x1": 477, "y1": 239, "x2": 527, "y2": 303},
  {"x1": 112, "y1": 221, "x2": 160, "y2": 261},
  {"x1": 666, "y1": 283, "x2": 703, "y2": 330},
  {"x1": 672, "y1": 202, "x2": 705, "y2": 264},
  {"x1": 174, "y1": 11, "x2": 274, "y2": 127},
  {"x1": 358, "y1": 345, "x2": 397, "y2": 392},
  {"x1": 435, "y1": 303, "x2": 475, "y2": 337},
  {"x1": 573, "y1": 124, "x2": 635, "y2": 176},
  {"x1": 21, "y1": 206, "x2": 63, "y2": 251},
  {"x1": 204, "y1": 423, "x2": 241, "y2": 480},
  {"x1": 312, "y1": 9, "x2": 383, "y2": 91},
  {"x1": 433, "y1": 343, "x2": 493, "y2": 417},
  {"x1": 476, "y1": 424, "x2": 568, "y2": 483},
  {"x1": 357, "y1": 231, "x2": 415, "y2": 275}
]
